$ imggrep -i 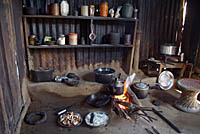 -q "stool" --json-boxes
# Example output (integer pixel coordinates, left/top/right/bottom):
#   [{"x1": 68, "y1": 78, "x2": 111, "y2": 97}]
[{"x1": 175, "y1": 79, "x2": 200, "y2": 113}]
